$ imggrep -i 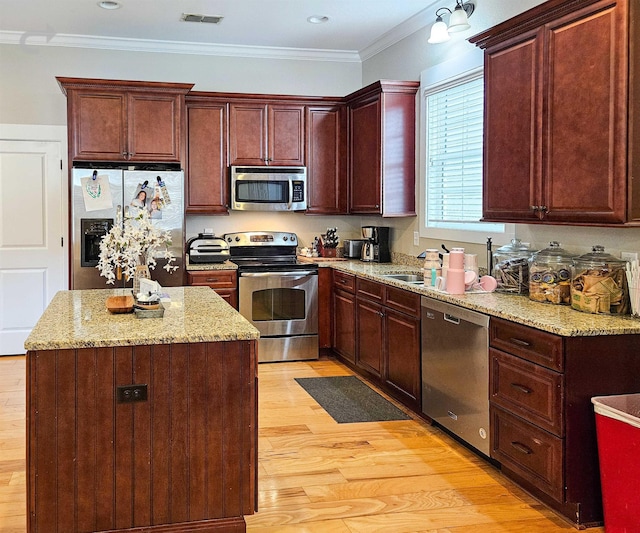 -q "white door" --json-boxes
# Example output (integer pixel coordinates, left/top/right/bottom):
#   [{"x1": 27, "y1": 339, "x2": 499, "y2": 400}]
[{"x1": 0, "y1": 138, "x2": 65, "y2": 355}]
